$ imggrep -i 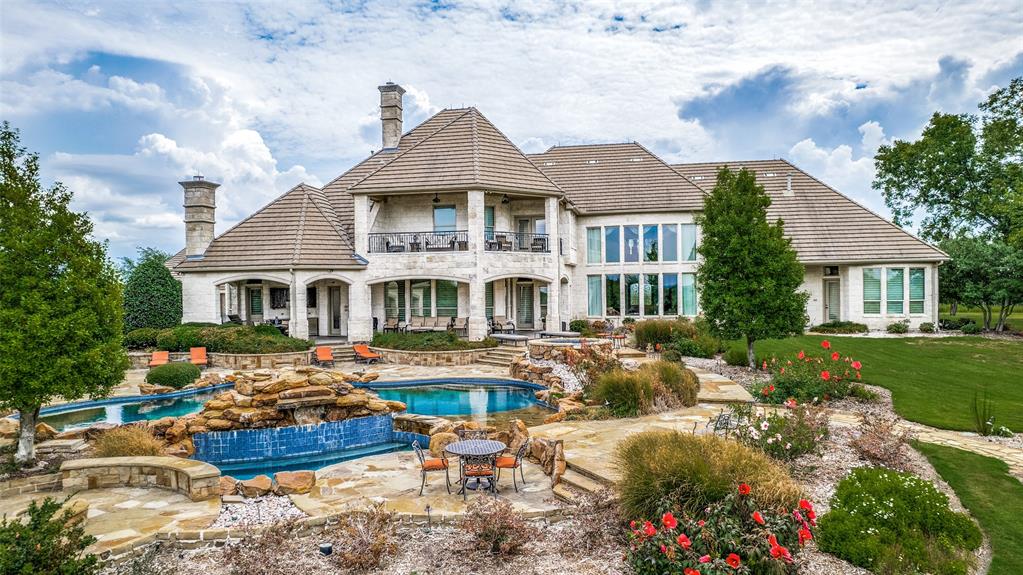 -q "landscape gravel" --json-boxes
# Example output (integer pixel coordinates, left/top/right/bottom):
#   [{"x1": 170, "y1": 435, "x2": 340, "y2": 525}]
[
  {"x1": 528, "y1": 358, "x2": 583, "y2": 392},
  {"x1": 210, "y1": 495, "x2": 307, "y2": 528}
]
